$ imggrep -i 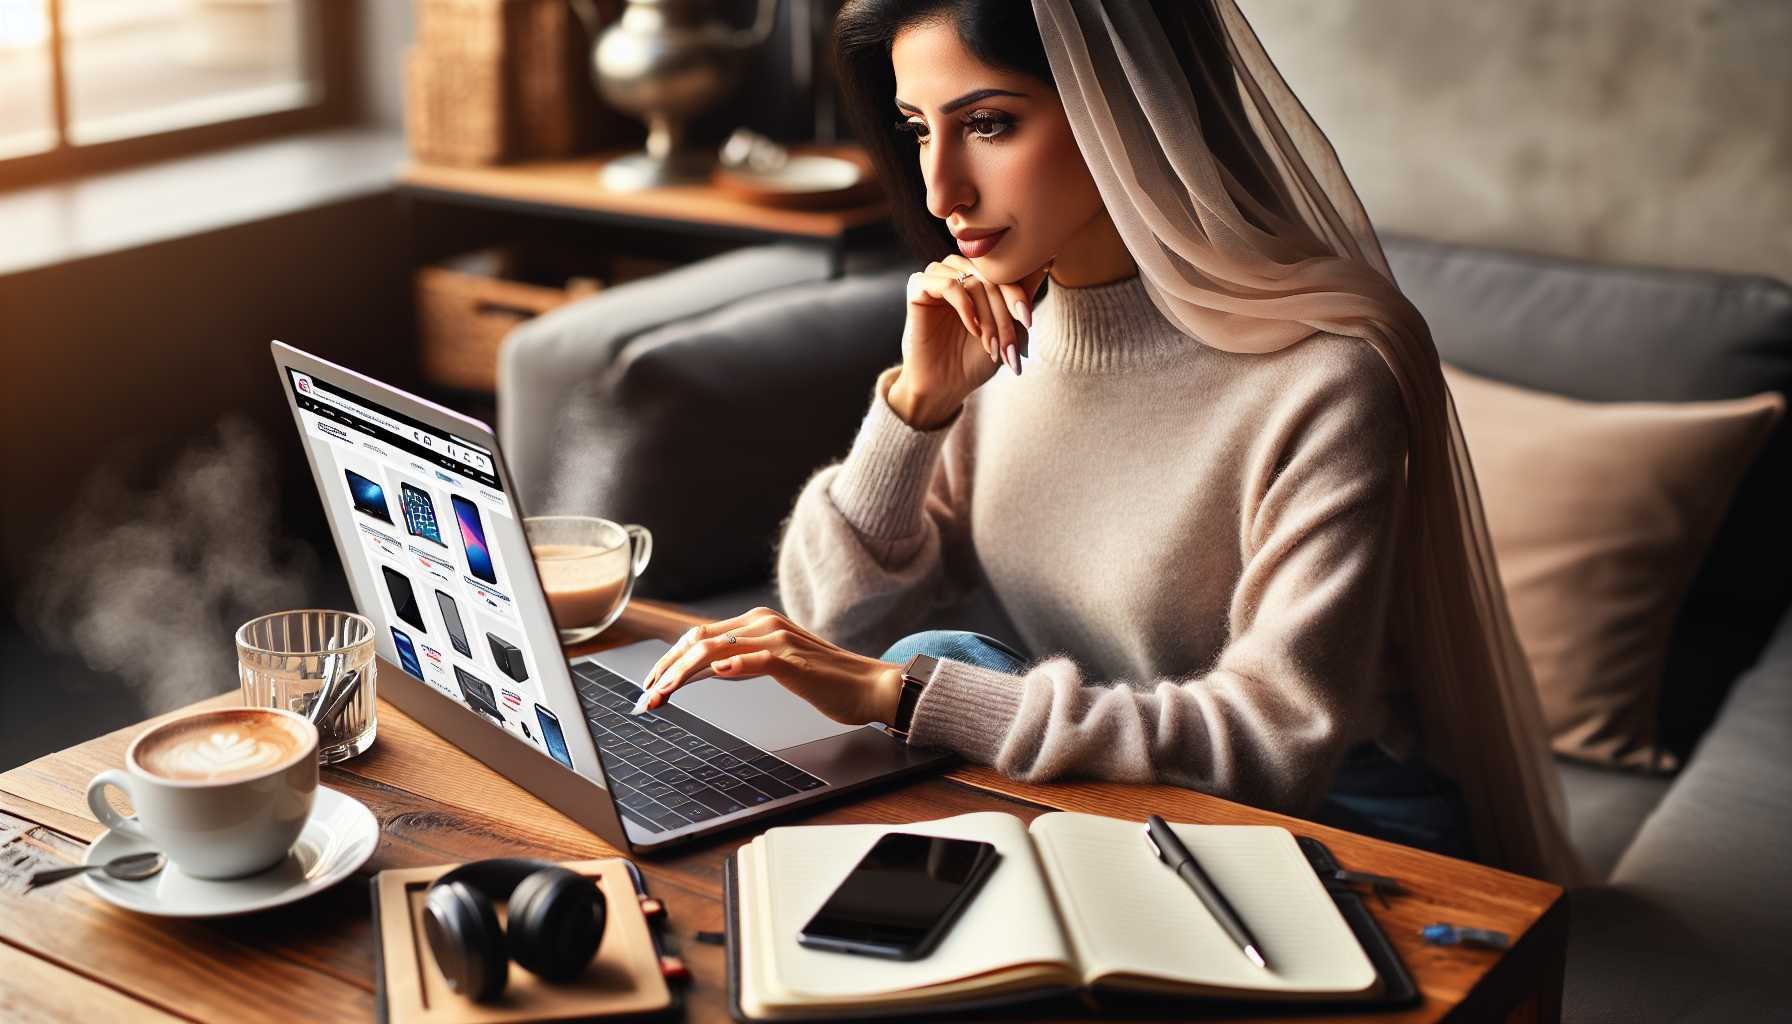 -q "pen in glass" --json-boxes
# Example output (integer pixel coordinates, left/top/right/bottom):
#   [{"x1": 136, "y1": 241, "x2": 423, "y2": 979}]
[{"x1": 1143, "y1": 814, "x2": 1269, "y2": 970}]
